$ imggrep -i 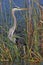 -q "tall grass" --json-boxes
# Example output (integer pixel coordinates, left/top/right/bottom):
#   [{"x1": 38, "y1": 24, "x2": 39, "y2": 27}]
[{"x1": 0, "y1": 0, "x2": 43, "y2": 63}]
